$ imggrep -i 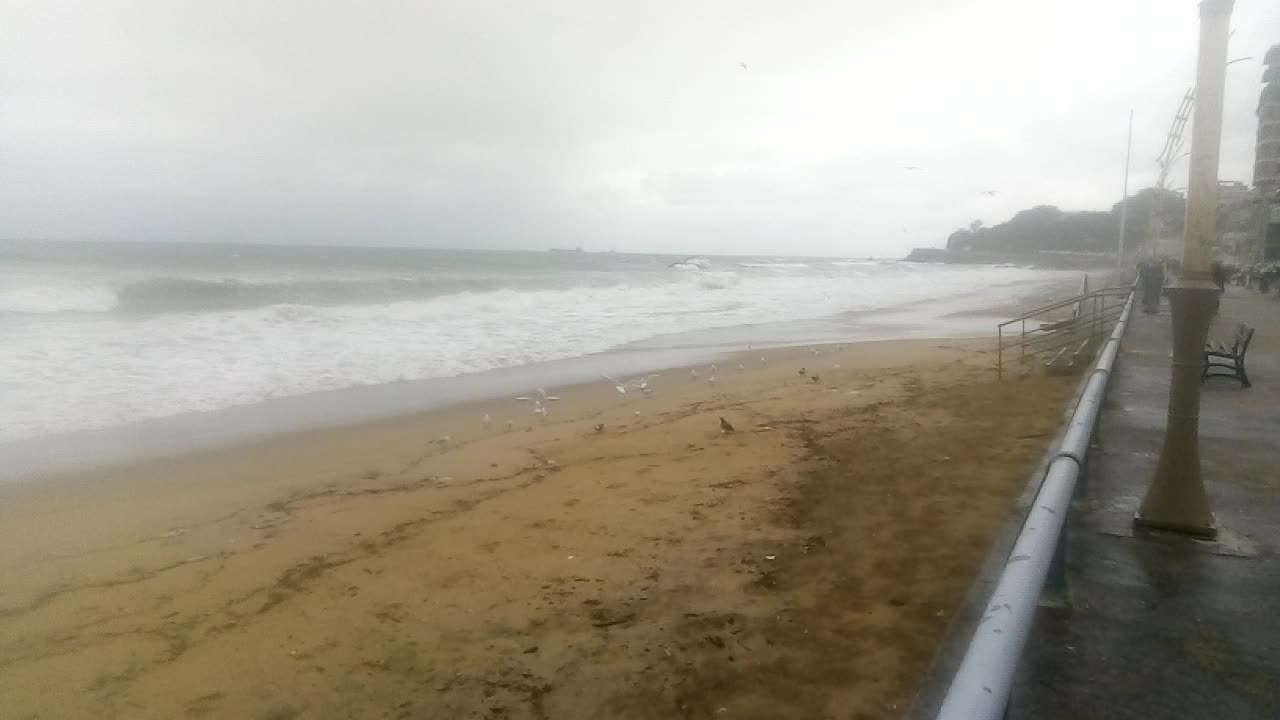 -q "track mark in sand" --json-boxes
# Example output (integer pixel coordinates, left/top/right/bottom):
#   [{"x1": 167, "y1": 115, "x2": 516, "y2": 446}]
[
  {"x1": 0, "y1": 552, "x2": 226, "y2": 622},
  {"x1": 184, "y1": 691, "x2": 226, "y2": 718}
]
